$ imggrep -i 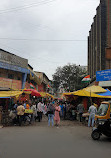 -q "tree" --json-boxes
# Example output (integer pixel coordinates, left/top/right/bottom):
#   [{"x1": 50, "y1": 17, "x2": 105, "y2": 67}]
[{"x1": 52, "y1": 64, "x2": 87, "y2": 92}]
